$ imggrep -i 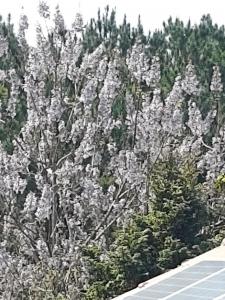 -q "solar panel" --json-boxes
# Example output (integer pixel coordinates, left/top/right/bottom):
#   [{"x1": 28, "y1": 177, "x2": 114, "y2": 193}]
[{"x1": 123, "y1": 261, "x2": 225, "y2": 300}]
